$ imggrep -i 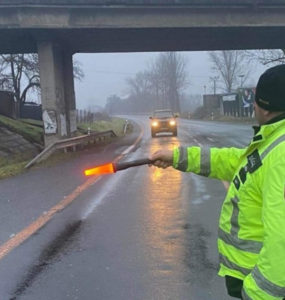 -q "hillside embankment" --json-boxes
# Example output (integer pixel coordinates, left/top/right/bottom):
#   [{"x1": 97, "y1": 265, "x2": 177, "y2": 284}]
[{"x1": 0, "y1": 115, "x2": 129, "y2": 179}]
